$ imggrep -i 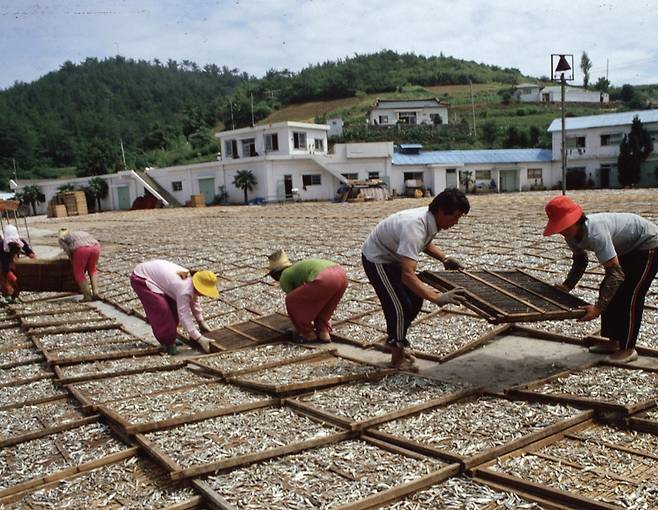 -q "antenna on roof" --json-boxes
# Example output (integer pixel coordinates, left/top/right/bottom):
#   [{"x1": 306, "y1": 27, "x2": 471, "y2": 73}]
[{"x1": 250, "y1": 93, "x2": 255, "y2": 127}]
